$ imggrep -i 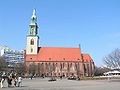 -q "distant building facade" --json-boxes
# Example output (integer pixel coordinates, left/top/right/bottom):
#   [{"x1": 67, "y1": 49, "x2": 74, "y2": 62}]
[
  {"x1": 25, "y1": 10, "x2": 95, "y2": 78},
  {"x1": 0, "y1": 45, "x2": 24, "y2": 66}
]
